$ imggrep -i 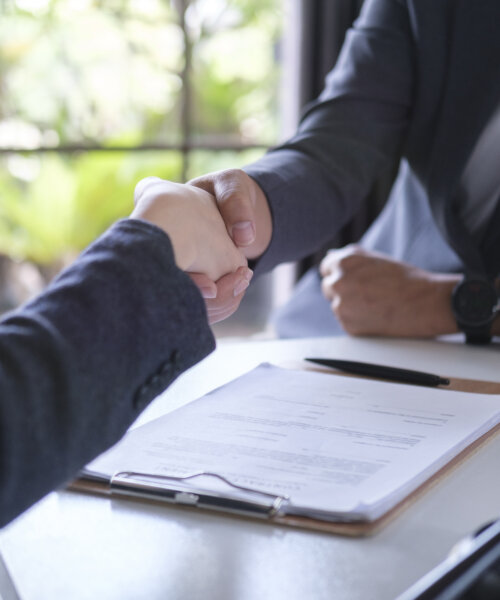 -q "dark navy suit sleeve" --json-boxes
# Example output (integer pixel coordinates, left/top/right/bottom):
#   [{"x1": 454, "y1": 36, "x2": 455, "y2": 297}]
[
  {"x1": 0, "y1": 219, "x2": 215, "y2": 527},
  {"x1": 244, "y1": 0, "x2": 415, "y2": 273}
]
